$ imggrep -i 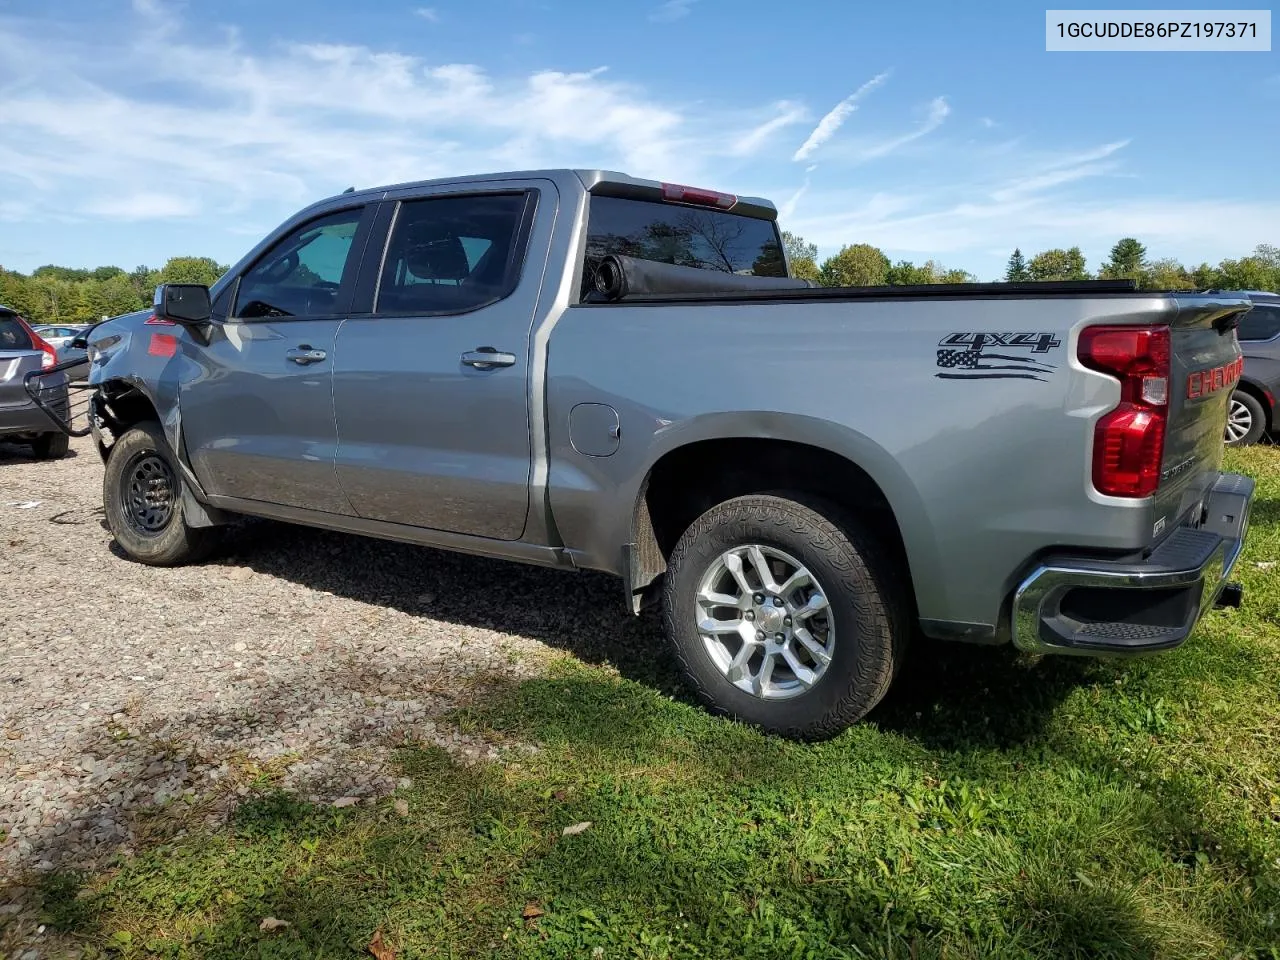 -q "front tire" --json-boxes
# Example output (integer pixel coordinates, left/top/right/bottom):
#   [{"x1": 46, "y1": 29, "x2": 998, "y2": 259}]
[
  {"x1": 662, "y1": 493, "x2": 907, "y2": 741},
  {"x1": 103, "y1": 421, "x2": 218, "y2": 566},
  {"x1": 1225, "y1": 390, "x2": 1266, "y2": 446},
  {"x1": 31, "y1": 432, "x2": 69, "y2": 460}
]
